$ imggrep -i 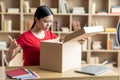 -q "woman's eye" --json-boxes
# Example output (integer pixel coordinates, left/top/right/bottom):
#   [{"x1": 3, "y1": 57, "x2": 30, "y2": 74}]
[
  {"x1": 44, "y1": 20, "x2": 47, "y2": 23},
  {"x1": 44, "y1": 20, "x2": 52, "y2": 23},
  {"x1": 50, "y1": 21, "x2": 53, "y2": 23}
]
